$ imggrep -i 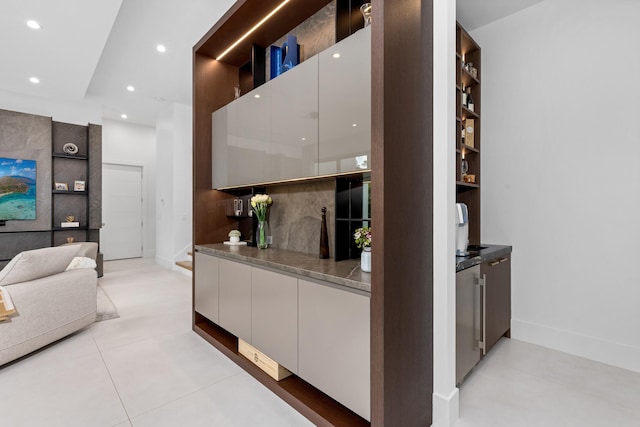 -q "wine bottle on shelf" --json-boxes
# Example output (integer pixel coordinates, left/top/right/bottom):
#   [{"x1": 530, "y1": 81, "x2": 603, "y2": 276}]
[
  {"x1": 461, "y1": 123, "x2": 466, "y2": 144},
  {"x1": 461, "y1": 82, "x2": 467, "y2": 107},
  {"x1": 466, "y1": 87, "x2": 474, "y2": 112}
]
